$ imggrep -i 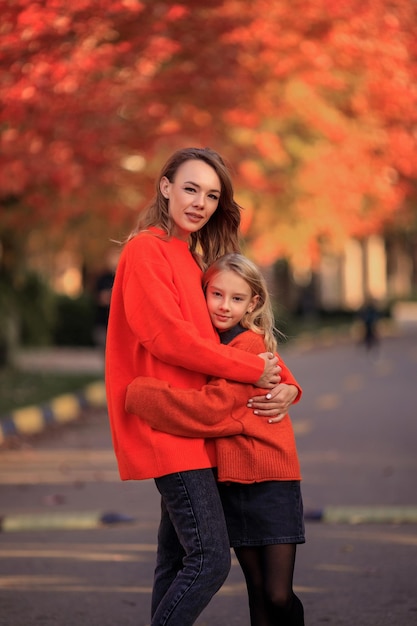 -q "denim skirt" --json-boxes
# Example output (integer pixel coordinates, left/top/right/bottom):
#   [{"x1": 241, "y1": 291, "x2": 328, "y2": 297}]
[{"x1": 217, "y1": 480, "x2": 305, "y2": 547}]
